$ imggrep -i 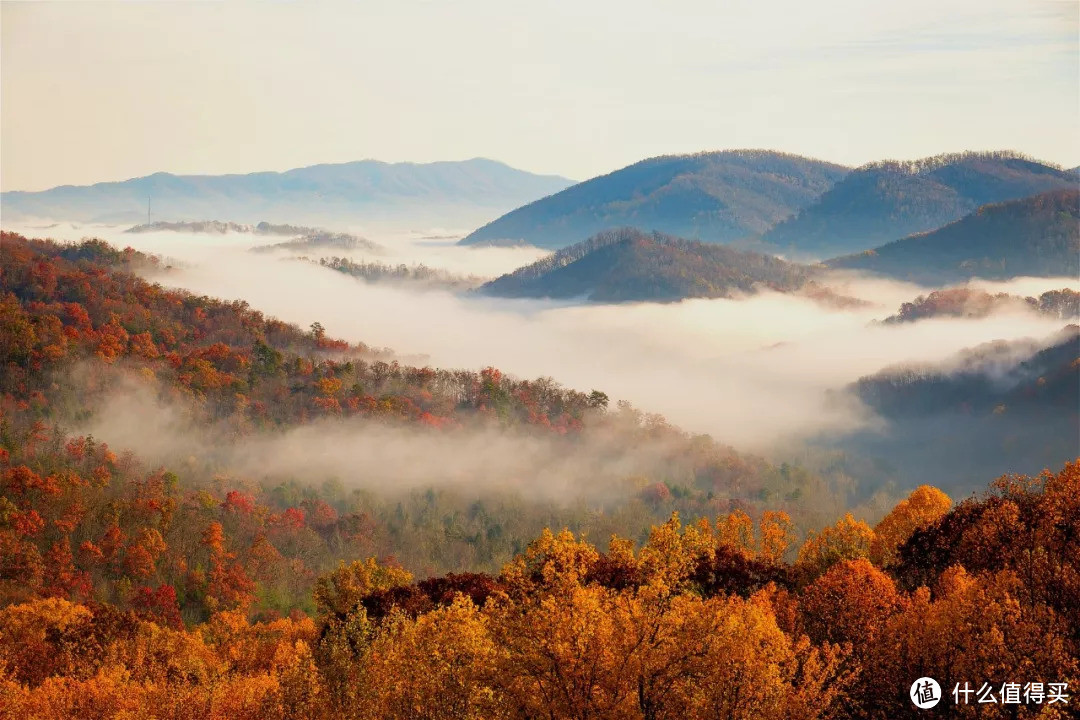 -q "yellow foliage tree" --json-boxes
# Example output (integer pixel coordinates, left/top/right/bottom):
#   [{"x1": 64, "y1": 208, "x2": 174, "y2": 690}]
[
  {"x1": 362, "y1": 596, "x2": 500, "y2": 720},
  {"x1": 870, "y1": 485, "x2": 951, "y2": 567},
  {"x1": 795, "y1": 513, "x2": 875, "y2": 581}
]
